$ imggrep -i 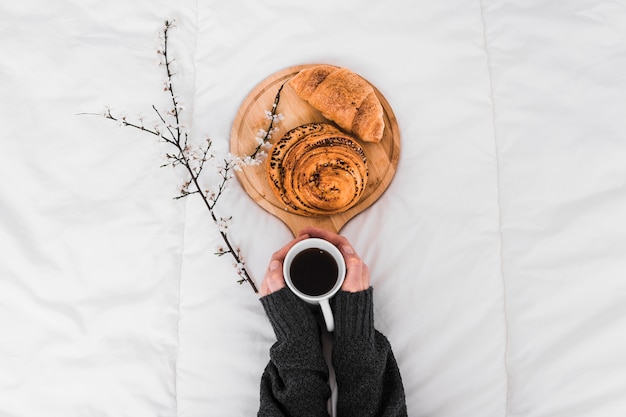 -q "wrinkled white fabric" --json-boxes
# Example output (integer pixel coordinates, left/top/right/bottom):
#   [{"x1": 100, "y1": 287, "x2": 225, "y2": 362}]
[{"x1": 1, "y1": 1, "x2": 625, "y2": 416}]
